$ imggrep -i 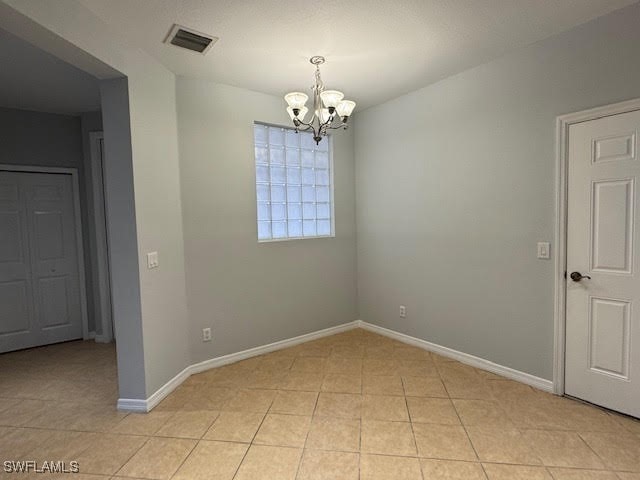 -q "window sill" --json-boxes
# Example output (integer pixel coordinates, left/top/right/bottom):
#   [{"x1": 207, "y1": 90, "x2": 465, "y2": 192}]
[{"x1": 258, "y1": 234, "x2": 335, "y2": 243}]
